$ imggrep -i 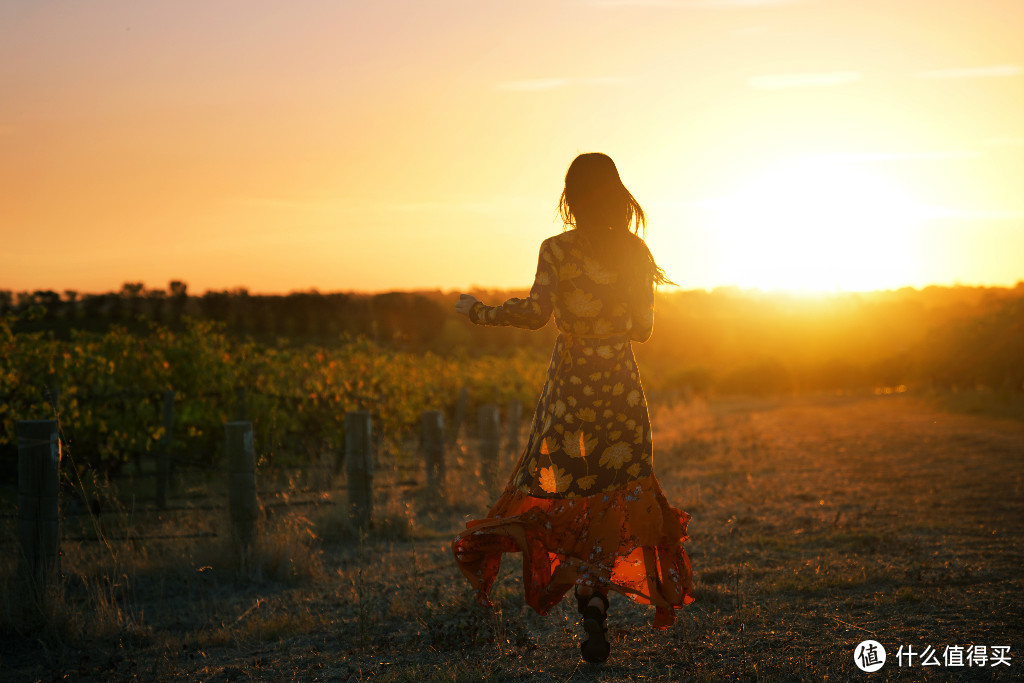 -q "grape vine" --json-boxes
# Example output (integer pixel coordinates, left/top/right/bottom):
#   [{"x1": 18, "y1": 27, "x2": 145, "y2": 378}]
[{"x1": 0, "y1": 313, "x2": 544, "y2": 473}]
